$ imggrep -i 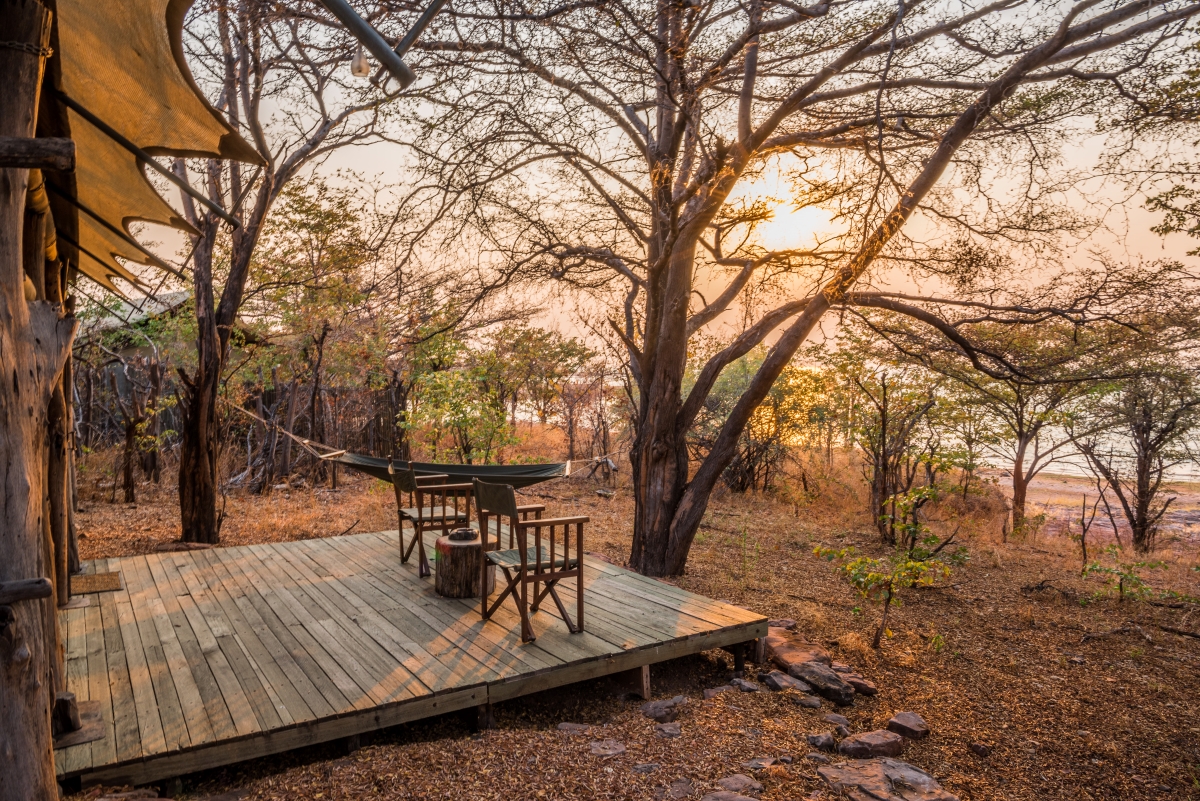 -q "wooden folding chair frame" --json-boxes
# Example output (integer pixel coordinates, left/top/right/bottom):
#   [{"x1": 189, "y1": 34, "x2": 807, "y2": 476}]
[
  {"x1": 474, "y1": 479, "x2": 586, "y2": 642},
  {"x1": 388, "y1": 458, "x2": 473, "y2": 578}
]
